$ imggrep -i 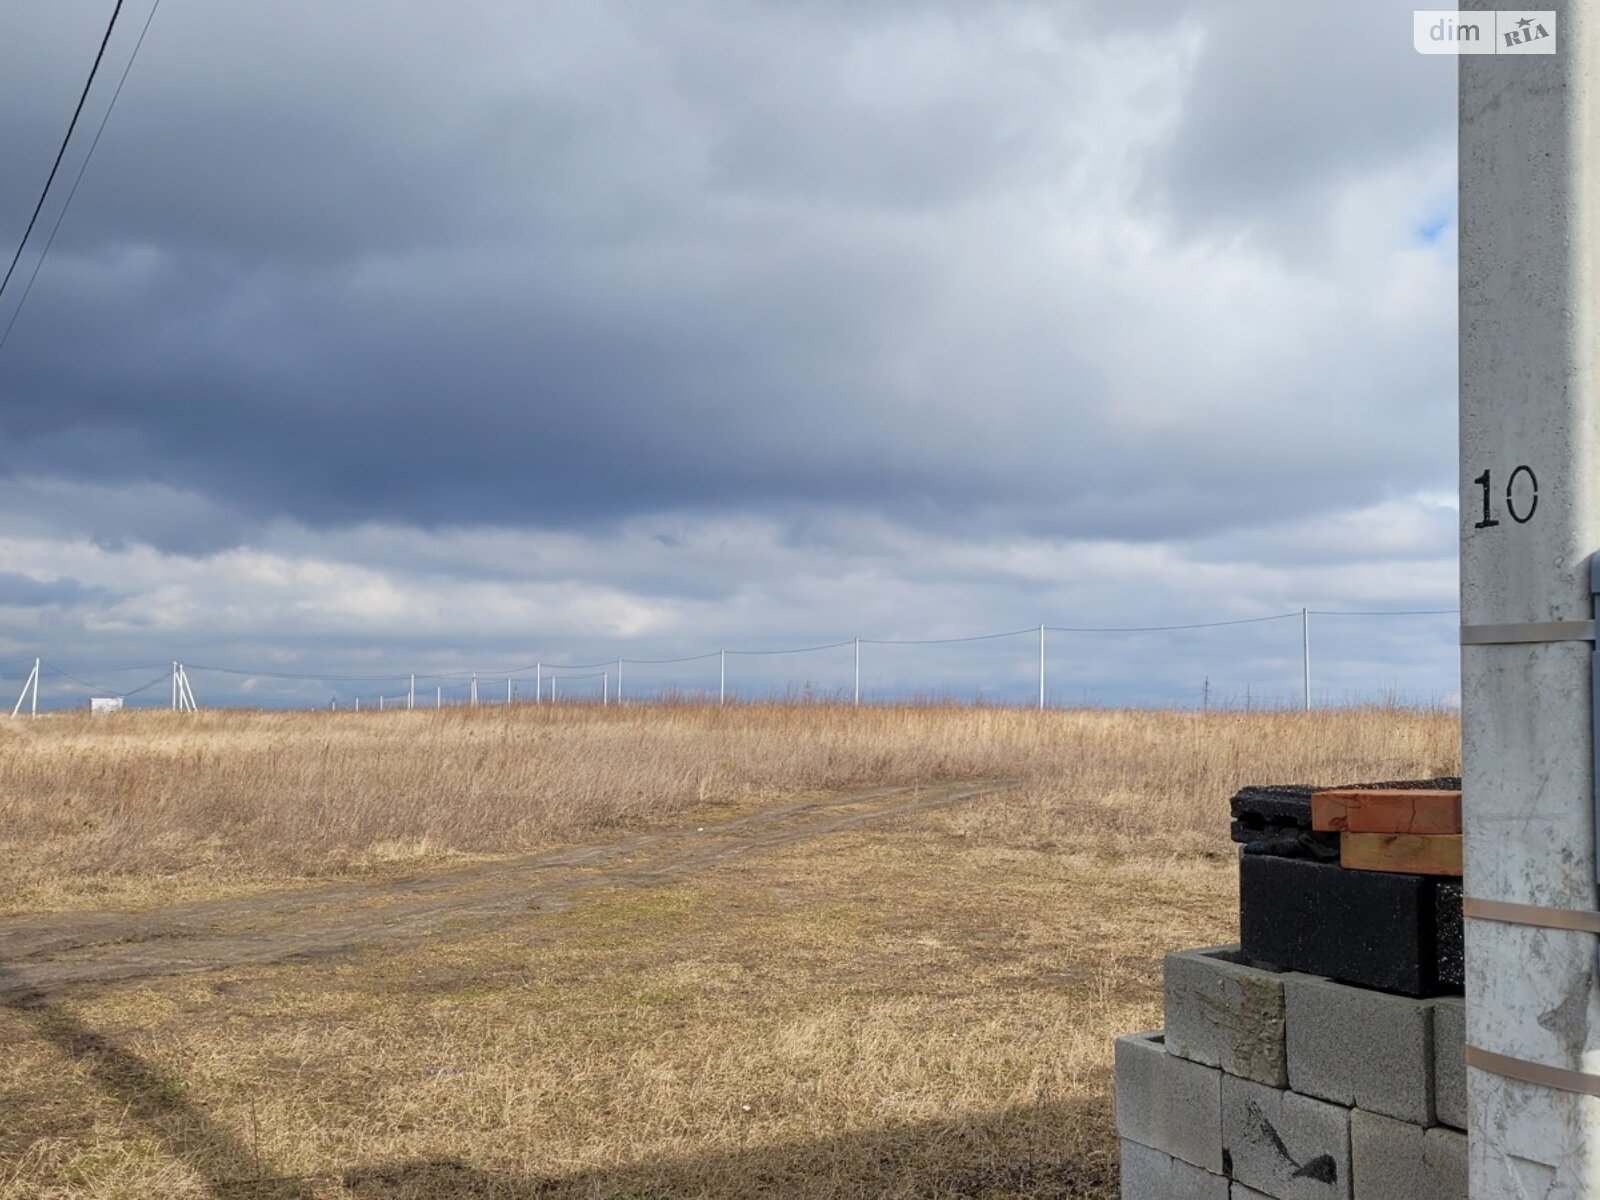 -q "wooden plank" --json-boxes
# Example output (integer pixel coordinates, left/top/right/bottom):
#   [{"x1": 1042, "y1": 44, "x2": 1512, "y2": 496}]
[
  {"x1": 1312, "y1": 789, "x2": 1462, "y2": 835},
  {"x1": 1341, "y1": 832, "x2": 1463, "y2": 877}
]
